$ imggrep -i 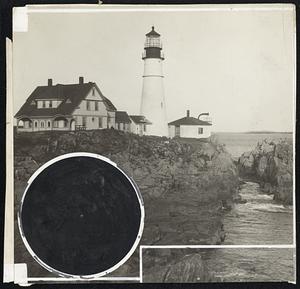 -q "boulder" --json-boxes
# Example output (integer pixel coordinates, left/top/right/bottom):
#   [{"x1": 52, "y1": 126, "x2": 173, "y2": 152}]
[
  {"x1": 162, "y1": 253, "x2": 213, "y2": 282},
  {"x1": 238, "y1": 151, "x2": 255, "y2": 176},
  {"x1": 238, "y1": 139, "x2": 293, "y2": 204}
]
